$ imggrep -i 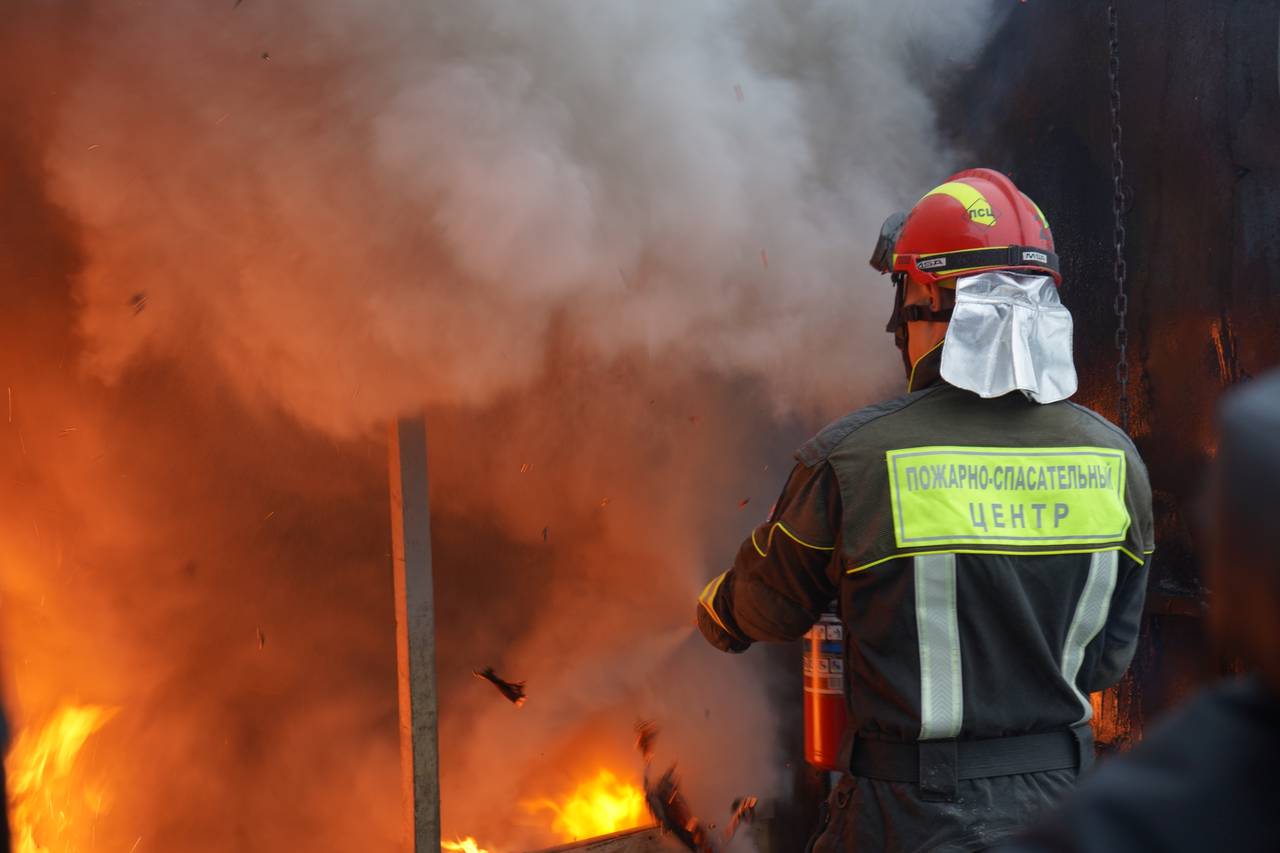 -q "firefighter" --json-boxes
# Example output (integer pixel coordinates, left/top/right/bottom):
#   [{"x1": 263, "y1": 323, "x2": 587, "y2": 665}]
[
  {"x1": 999, "y1": 369, "x2": 1280, "y2": 853},
  {"x1": 696, "y1": 169, "x2": 1154, "y2": 852}
]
